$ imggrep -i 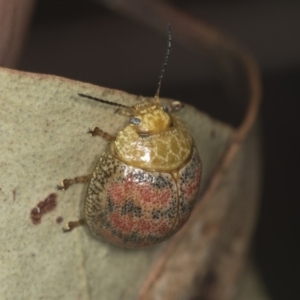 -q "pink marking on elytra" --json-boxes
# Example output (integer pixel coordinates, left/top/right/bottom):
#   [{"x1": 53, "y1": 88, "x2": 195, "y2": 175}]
[
  {"x1": 109, "y1": 211, "x2": 171, "y2": 236},
  {"x1": 108, "y1": 175, "x2": 172, "y2": 206},
  {"x1": 157, "y1": 222, "x2": 170, "y2": 235},
  {"x1": 181, "y1": 168, "x2": 201, "y2": 202},
  {"x1": 110, "y1": 213, "x2": 133, "y2": 233},
  {"x1": 137, "y1": 219, "x2": 154, "y2": 232},
  {"x1": 108, "y1": 183, "x2": 124, "y2": 205}
]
